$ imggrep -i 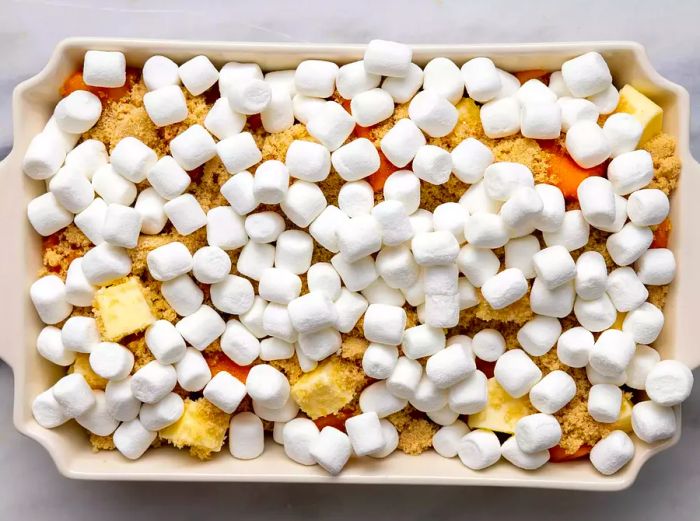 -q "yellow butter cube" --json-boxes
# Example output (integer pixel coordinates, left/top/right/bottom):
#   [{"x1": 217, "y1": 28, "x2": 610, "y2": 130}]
[
  {"x1": 159, "y1": 398, "x2": 230, "y2": 459},
  {"x1": 94, "y1": 278, "x2": 155, "y2": 341},
  {"x1": 611, "y1": 397, "x2": 634, "y2": 433},
  {"x1": 70, "y1": 353, "x2": 108, "y2": 390},
  {"x1": 291, "y1": 357, "x2": 358, "y2": 419},
  {"x1": 615, "y1": 85, "x2": 663, "y2": 144},
  {"x1": 467, "y1": 378, "x2": 533, "y2": 434}
]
